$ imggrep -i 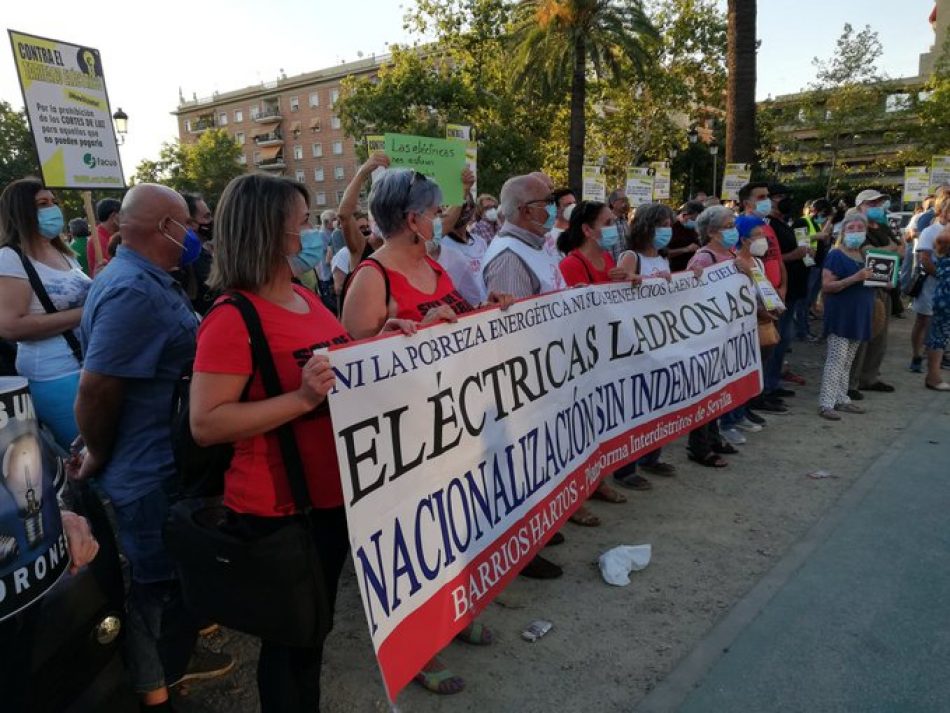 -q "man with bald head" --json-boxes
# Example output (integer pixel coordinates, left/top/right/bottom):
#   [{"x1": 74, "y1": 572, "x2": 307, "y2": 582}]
[
  {"x1": 479, "y1": 174, "x2": 567, "y2": 580},
  {"x1": 481, "y1": 173, "x2": 567, "y2": 299},
  {"x1": 75, "y1": 184, "x2": 232, "y2": 709}
]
